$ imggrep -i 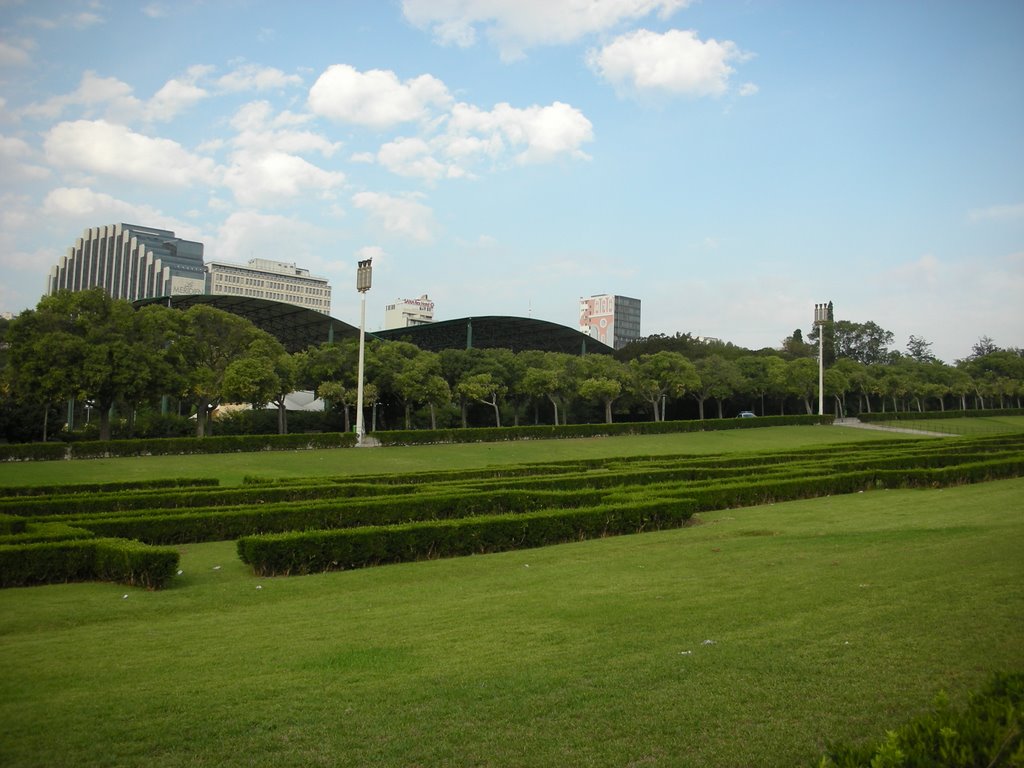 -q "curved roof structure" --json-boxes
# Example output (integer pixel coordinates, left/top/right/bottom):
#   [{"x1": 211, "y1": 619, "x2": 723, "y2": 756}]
[
  {"x1": 134, "y1": 294, "x2": 359, "y2": 352},
  {"x1": 374, "y1": 316, "x2": 614, "y2": 355},
  {"x1": 136, "y1": 297, "x2": 612, "y2": 356}
]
